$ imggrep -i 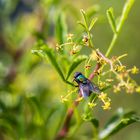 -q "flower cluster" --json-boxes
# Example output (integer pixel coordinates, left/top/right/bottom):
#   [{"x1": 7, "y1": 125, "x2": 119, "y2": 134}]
[
  {"x1": 55, "y1": 33, "x2": 82, "y2": 55},
  {"x1": 113, "y1": 65, "x2": 139, "y2": 94},
  {"x1": 88, "y1": 102, "x2": 97, "y2": 108},
  {"x1": 98, "y1": 92, "x2": 111, "y2": 110},
  {"x1": 56, "y1": 32, "x2": 139, "y2": 111},
  {"x1": 89, "y1": 49, "x2": 140, "y2": 94}
]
